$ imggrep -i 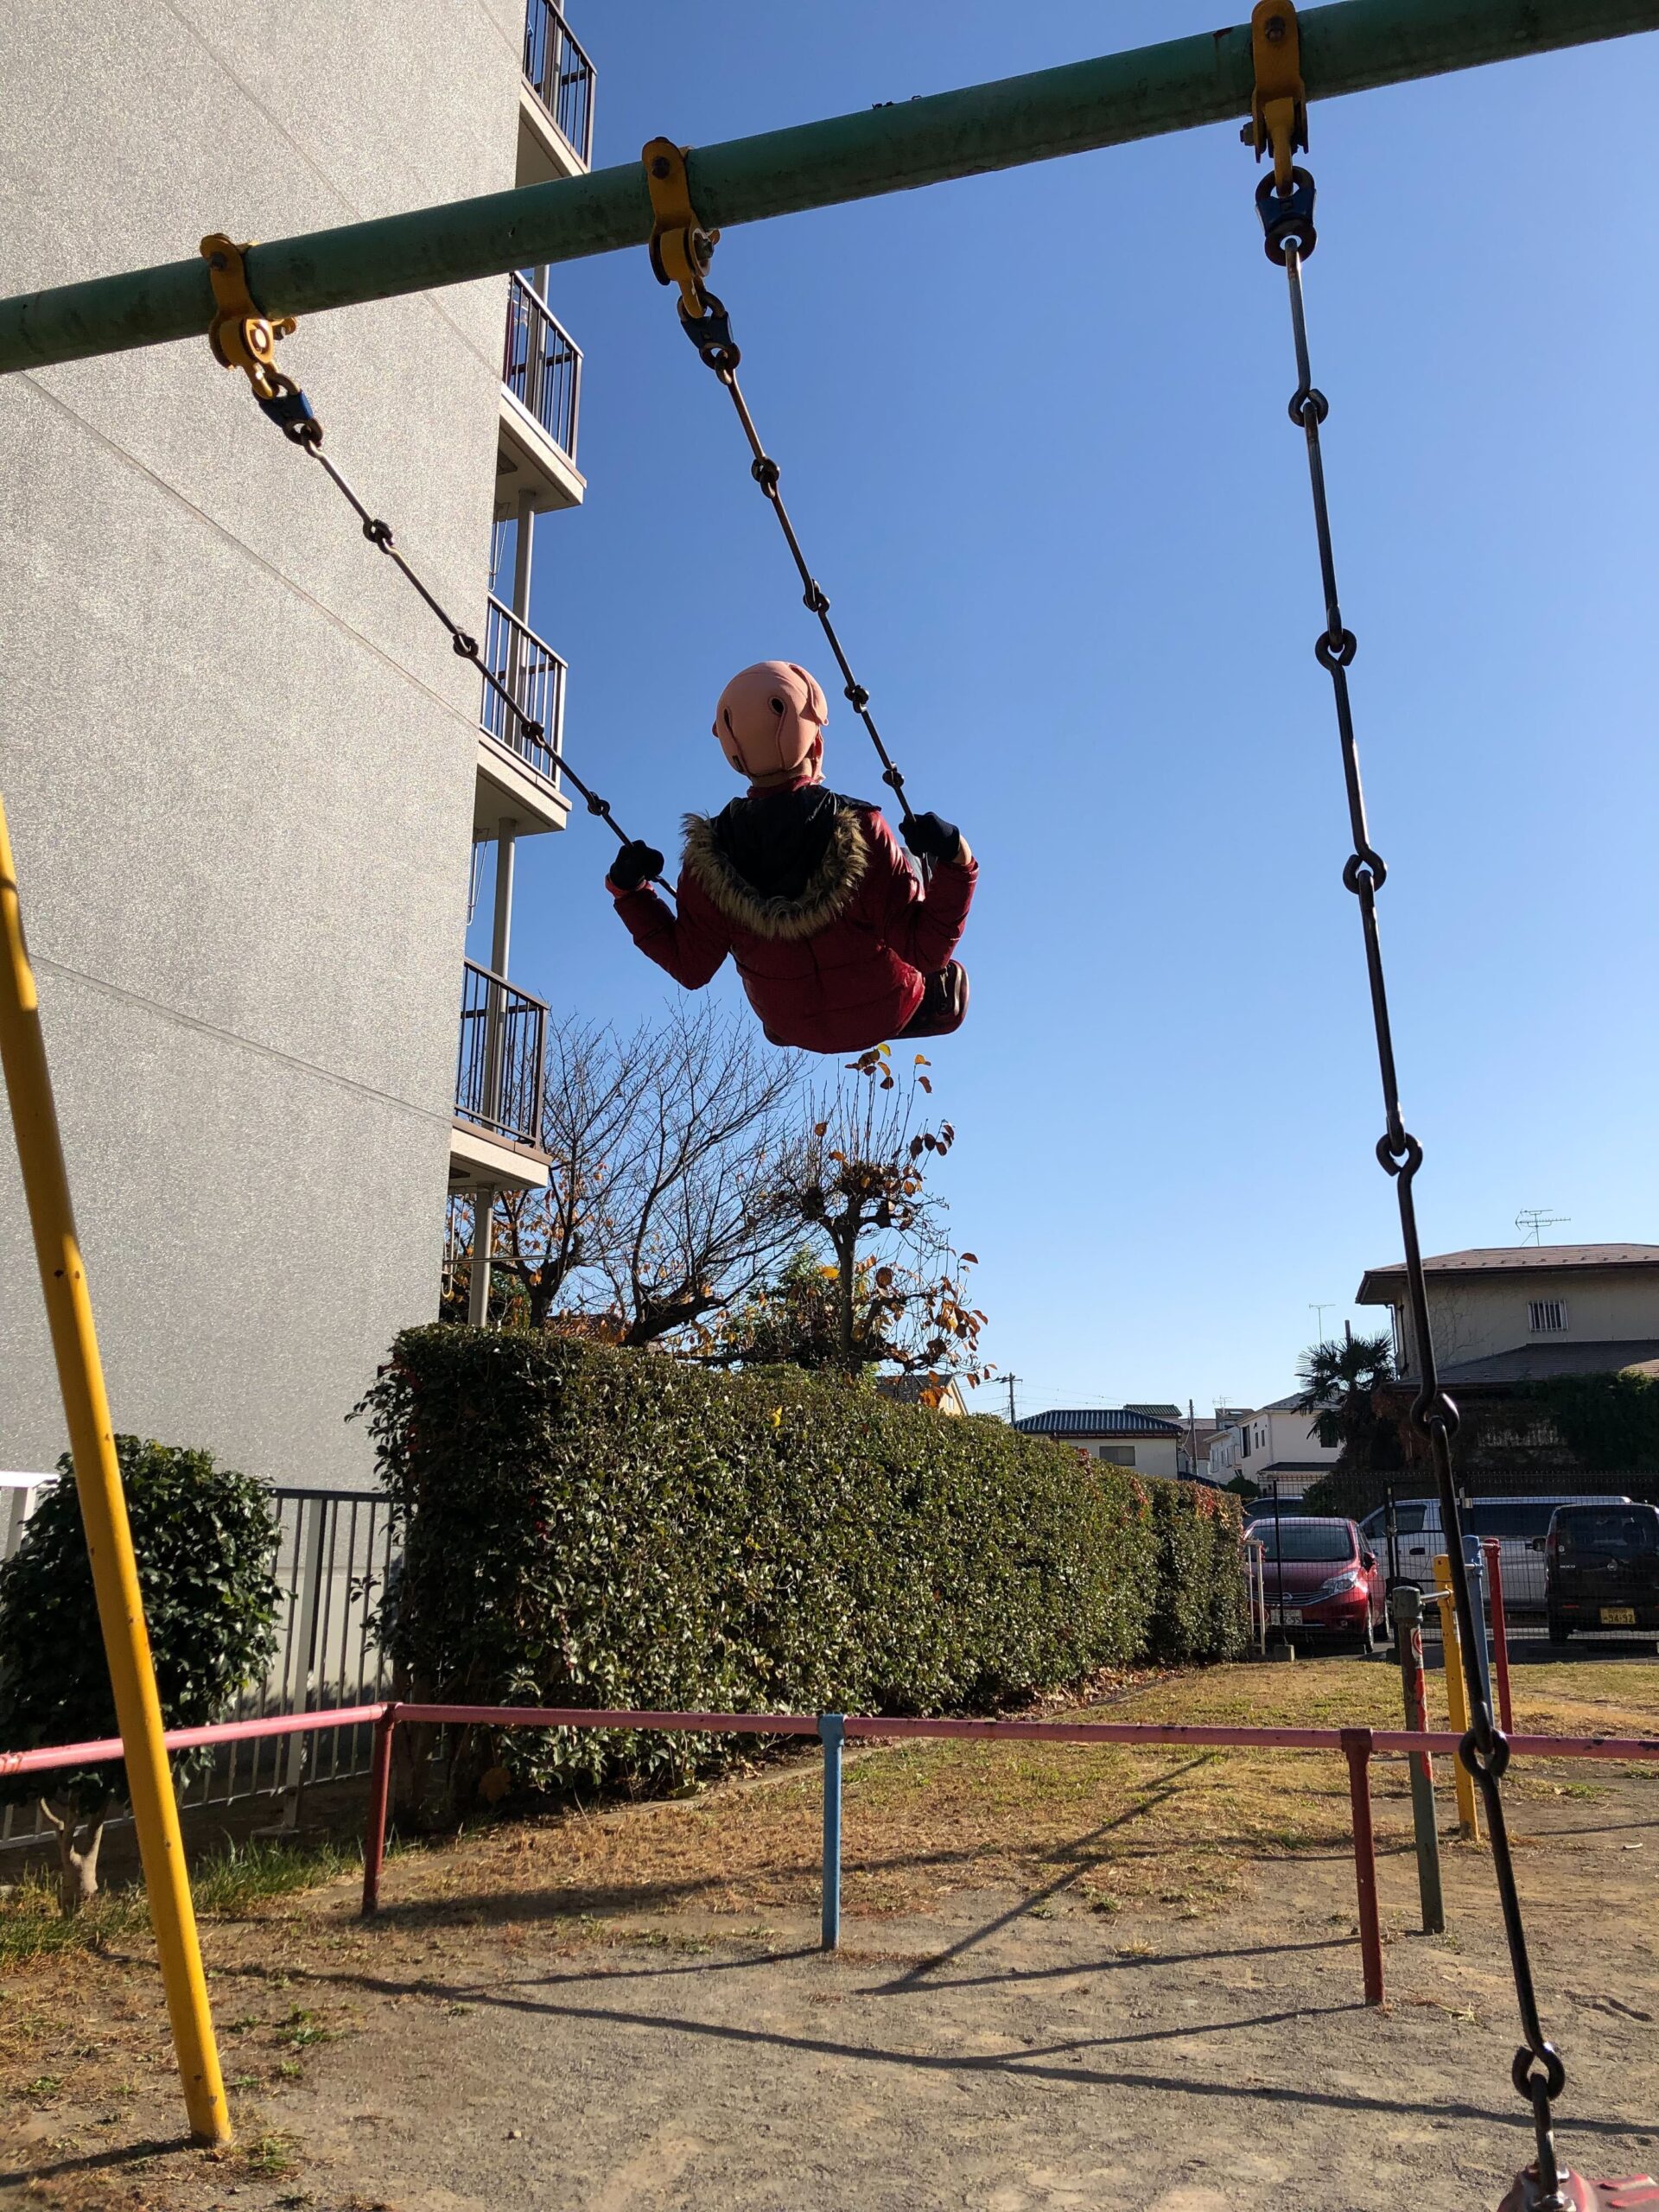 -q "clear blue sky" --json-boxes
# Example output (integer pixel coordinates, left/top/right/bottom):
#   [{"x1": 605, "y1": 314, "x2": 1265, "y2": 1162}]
[{"x1": 472, "y1": 3, "x2": 1659, "y2": 1424}]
